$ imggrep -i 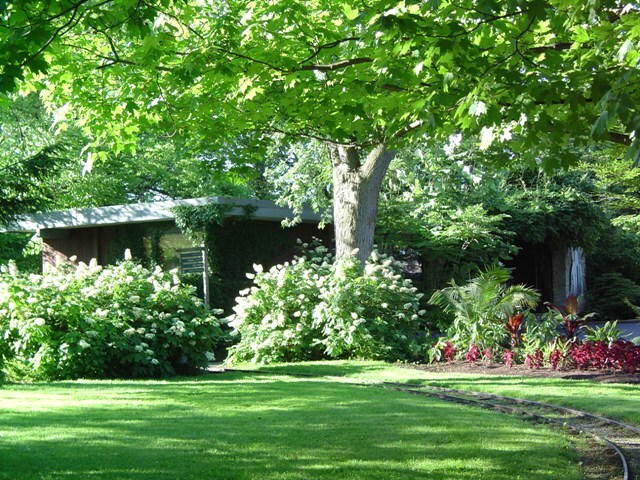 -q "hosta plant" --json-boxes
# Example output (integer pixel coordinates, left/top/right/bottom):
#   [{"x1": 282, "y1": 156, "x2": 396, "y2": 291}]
[
  {"x1": 227, "y1": 246, "x2": 429, "y2": 364},
  {"x1": 0, "y1": 257, "x2": 224, "y2": 380},
  {"x1": 583, "y1": 321, "x2": 626, "y2": 344}
]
